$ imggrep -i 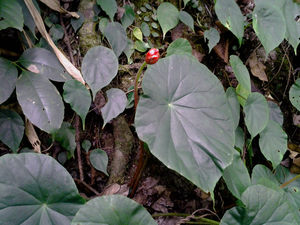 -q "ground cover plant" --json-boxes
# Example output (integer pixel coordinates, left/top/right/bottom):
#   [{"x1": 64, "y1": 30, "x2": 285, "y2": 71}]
[{"x1": 0, "y1": 0, "x2": 299, "y2": 224}]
